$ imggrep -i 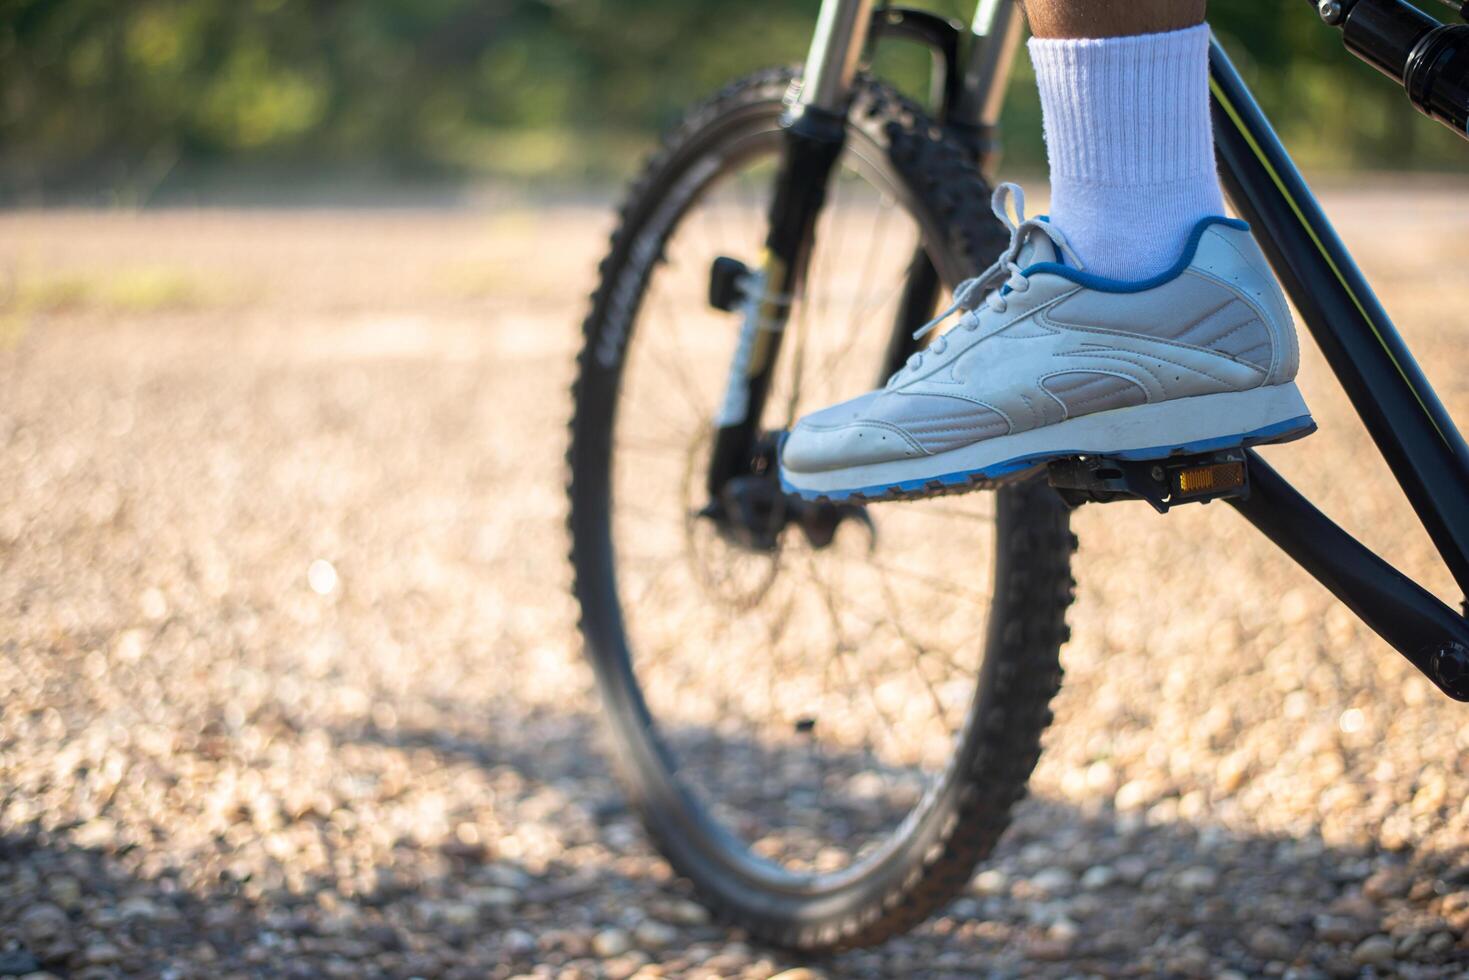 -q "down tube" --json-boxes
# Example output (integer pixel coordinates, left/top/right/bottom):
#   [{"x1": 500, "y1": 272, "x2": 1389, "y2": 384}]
[{"x1": 1208, "y1": 38, "x2": 1469, "y2": 600}]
